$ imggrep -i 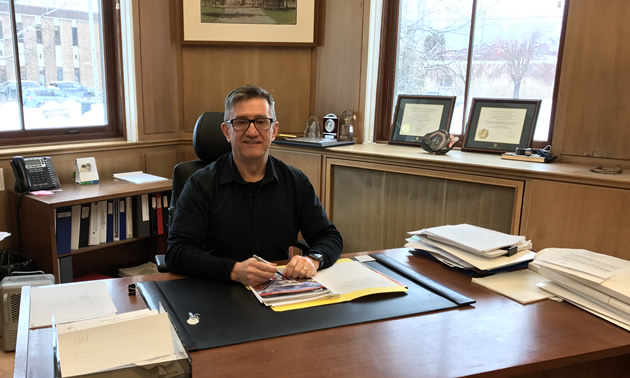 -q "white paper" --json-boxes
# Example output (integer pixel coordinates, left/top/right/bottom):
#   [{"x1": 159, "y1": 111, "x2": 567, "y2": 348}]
[
  {"x1": 534, "y1": 248, "x2": 630, "y2": 281},
  {"x1": 475, "y1": 107, "x2": 527, "y2": 144},
  {"x1": 30, "y1": 280, "x2": 118, "y2": 329},
  {"x1": 407, "y1": 235, "x2": 535, "y2": 271},
  {"x1": 472, "y1": 269, "x2": 553, "y2": 304},
  {"x1": 410, "y1": 224, "x2": 528, "y2": 256},
  {"x1": 537, "y1": 281, "x2": 630, "y2": 331},
  {"x1": 57, "y1": 312, "x2": 174, "y2": 377},
  {"x1": 113, "y1": 171, "x2": 168, "y2": 184},
  {"x1": 399, "y1": 103, "x2": 444, "y2": 136},
  {"x1": 314, "y1": 260, "x2": 405, "y2": 295},
  {"x1": 0, "y1": 232, "x2": 10, "y2": 242}
]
